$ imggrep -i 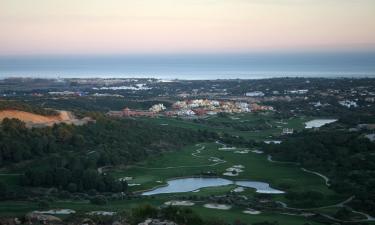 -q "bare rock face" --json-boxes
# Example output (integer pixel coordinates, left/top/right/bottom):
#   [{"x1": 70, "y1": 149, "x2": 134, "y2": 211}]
[{"x1": 138, "y1": 219, "x2": 178, "y2": 225}]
